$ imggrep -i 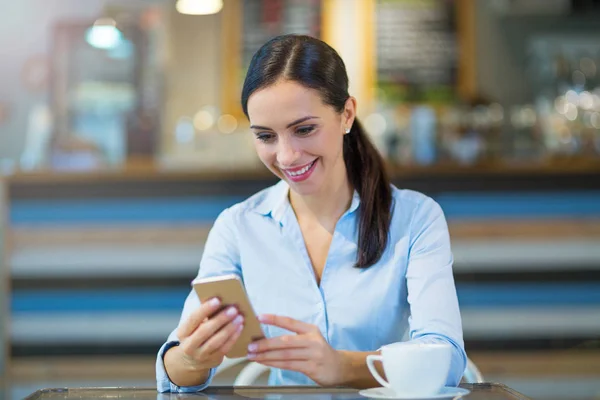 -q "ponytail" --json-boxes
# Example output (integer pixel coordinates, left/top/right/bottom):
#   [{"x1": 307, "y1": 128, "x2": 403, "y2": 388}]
[{"x1": 343, "y1": 119, "x2": 392, "y2": 268}]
